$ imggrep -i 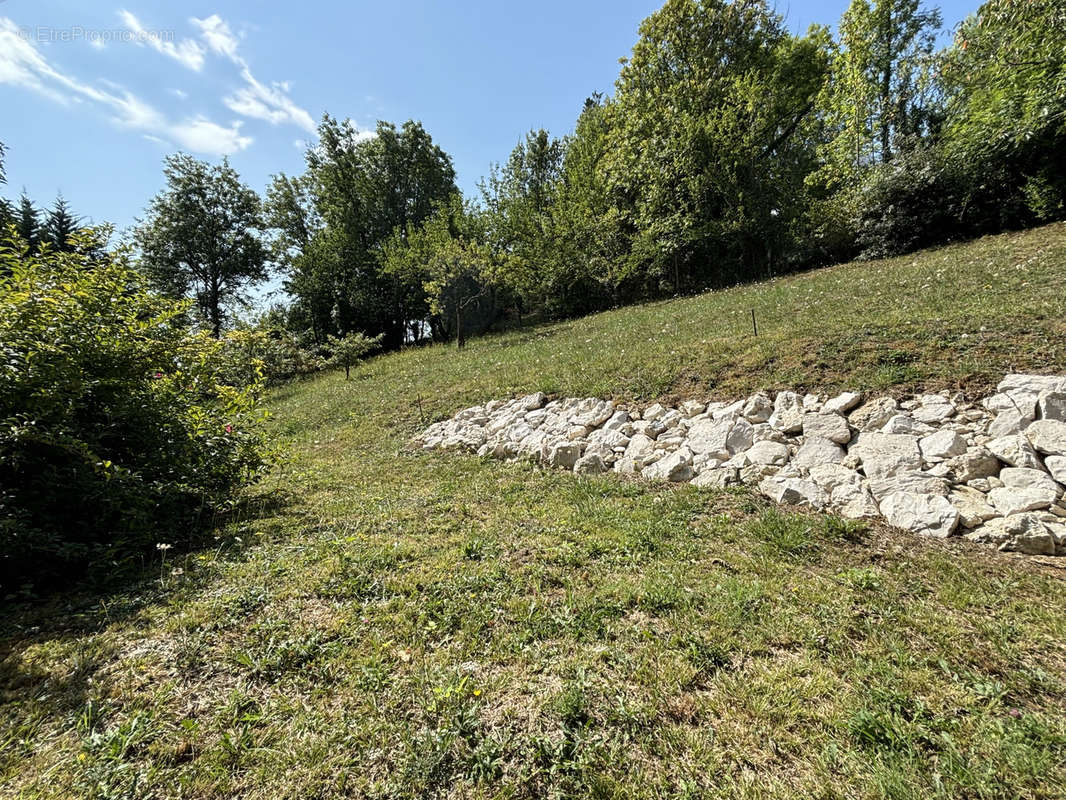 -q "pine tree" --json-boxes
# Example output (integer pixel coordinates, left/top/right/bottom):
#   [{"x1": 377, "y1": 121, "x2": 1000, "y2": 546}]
[
  {"x1": 44, "y1": 194, "x2": 81, "y2": 252},
  {"x1": 16, "y1": 193, "x2": 41, "y2": 251}
]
